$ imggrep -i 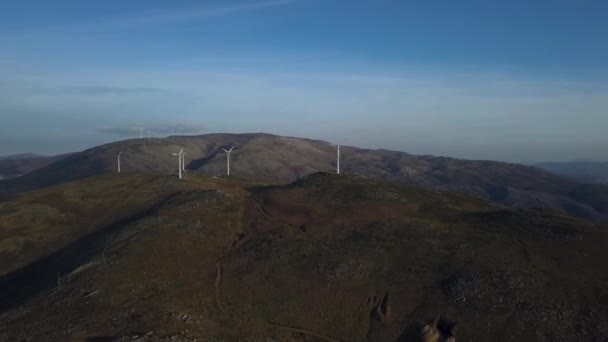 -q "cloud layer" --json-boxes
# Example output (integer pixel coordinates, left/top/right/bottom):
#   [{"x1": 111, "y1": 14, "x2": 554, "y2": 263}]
[{"x1": 97, "y1": 123, "x2": 206, "y2": 137}]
